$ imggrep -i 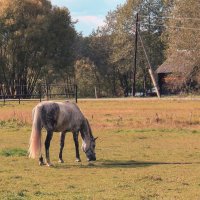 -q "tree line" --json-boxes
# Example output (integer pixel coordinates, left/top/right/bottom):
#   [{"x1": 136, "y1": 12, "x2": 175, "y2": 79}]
[{"x1": 0, "y1": 0, "x2": 199, "y2": 98}]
